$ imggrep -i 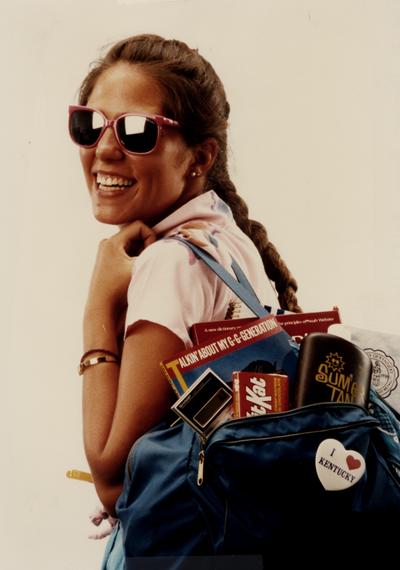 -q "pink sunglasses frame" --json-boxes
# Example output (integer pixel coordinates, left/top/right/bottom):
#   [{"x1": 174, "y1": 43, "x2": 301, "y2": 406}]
[{"x1": 68, "y1": 104, "x2": 180, "y2": 155}]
